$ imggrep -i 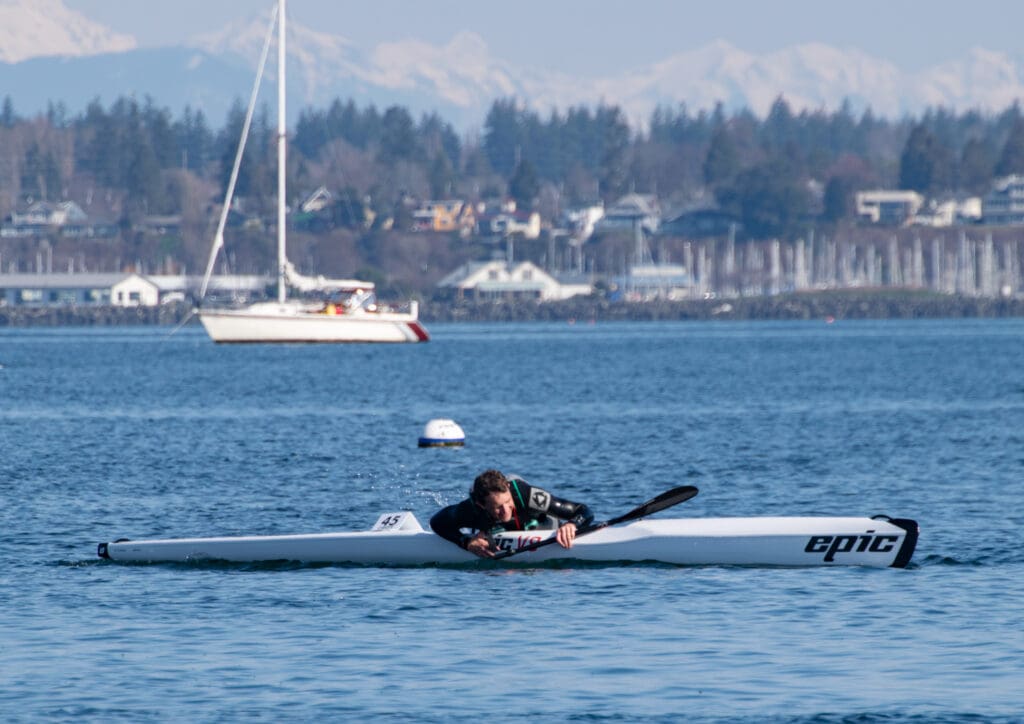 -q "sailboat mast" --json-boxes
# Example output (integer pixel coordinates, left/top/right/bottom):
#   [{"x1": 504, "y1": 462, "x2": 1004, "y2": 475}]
[{"x1": 277, "y1": 0, "x2": 287, "y2": 303}]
